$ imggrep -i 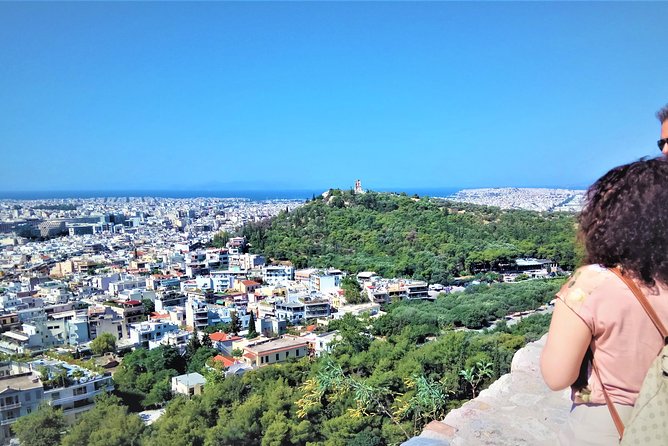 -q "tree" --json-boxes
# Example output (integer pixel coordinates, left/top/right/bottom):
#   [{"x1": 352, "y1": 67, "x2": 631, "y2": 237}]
[
  {"x1": 231, "y1": 348, "x2": 244, "y2": 358},
  {"x1": 12, "y1": 404, "x2": 65, "y2": 446},
  {"x1": 186, "y1": 332, "x2": 202, "y2": 360},
  {"x1": 61, "y1": 394, "x2": 144, "y2": 446},
  {"x1": 142, "y1": 298, "x2": 155, "y2": 314},
  {"x1": 230, "y1": 311, "x2": 242, "y2": 335},
  {"x1": 459, "y1": 361, "x2": 494, "y2": 398},
  {"x1": 341, "y1": 276, "x2": 366, "y2": 305},
  {"x1": 247, "y1": 312, "x2": 258, "y2": 339},
  {"x1": 211, "y1": 231, "x2": 231, "y2": 248},
  {"x1": 143, "y1": 377, "x2": 174, "y2": 408},
  {"x1": 187, "y1": 347, "x2": 218, "y2": 373},
  {"x1": 91, "y1": 332, "x2": 117, "y2": 355},
  {"x1": 201, "y1": 333, "x2": 213, "y2": 348}
]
